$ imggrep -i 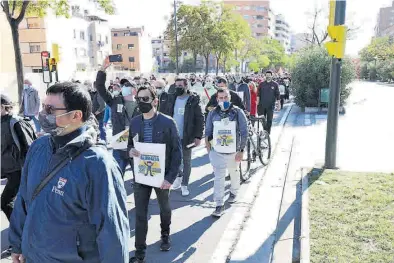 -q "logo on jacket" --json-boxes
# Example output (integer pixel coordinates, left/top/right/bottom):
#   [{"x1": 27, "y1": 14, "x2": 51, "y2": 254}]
[{"x1": 52, "y1": 177, "x2": 67, "y2": 196}]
